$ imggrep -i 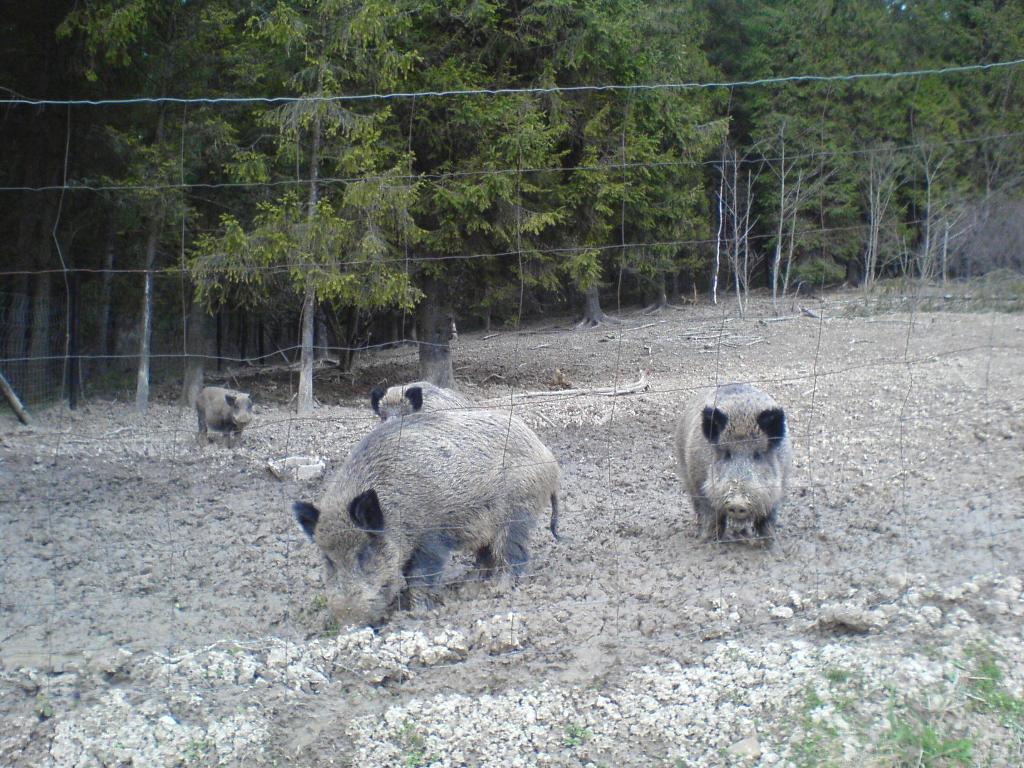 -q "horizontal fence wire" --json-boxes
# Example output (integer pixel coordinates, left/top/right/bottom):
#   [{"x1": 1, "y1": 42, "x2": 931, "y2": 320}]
[{"x1": 1, "y1": 55, "x2": 1022, "y2": 768}]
